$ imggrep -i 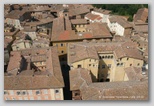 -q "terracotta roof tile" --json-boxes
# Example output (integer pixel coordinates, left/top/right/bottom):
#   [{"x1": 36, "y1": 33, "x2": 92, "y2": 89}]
[
  {"x1": 109, "y1": 16, "x2": 133, "y2": 28},
  {"x1": 5, "y1": 47, "x2": 64, "y2": 90},
  {"x1": 69, "y1": 6, "x2": 90, "y2": 16},
  {"x1": 124, "y1": 67, "x2": 144, "y2": 81},
  {"x1": 69, "y1": 68, "x2": 148, "y2": 100},
  {"x1": 134, "y1": 8, "x2": 148, "y2": 22},
  {"x1": 85, "y1": 13, "x2": 100, "y2": 20},
  {"x1": 7, "y1": 51, "x2": 22, "y2": 72},
  {"x1": 71, "y1": 19, "x2": 88, "y2": 24},
  {"x1": 68, "y1": 41, "x2": 143, "y2": 64}
]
